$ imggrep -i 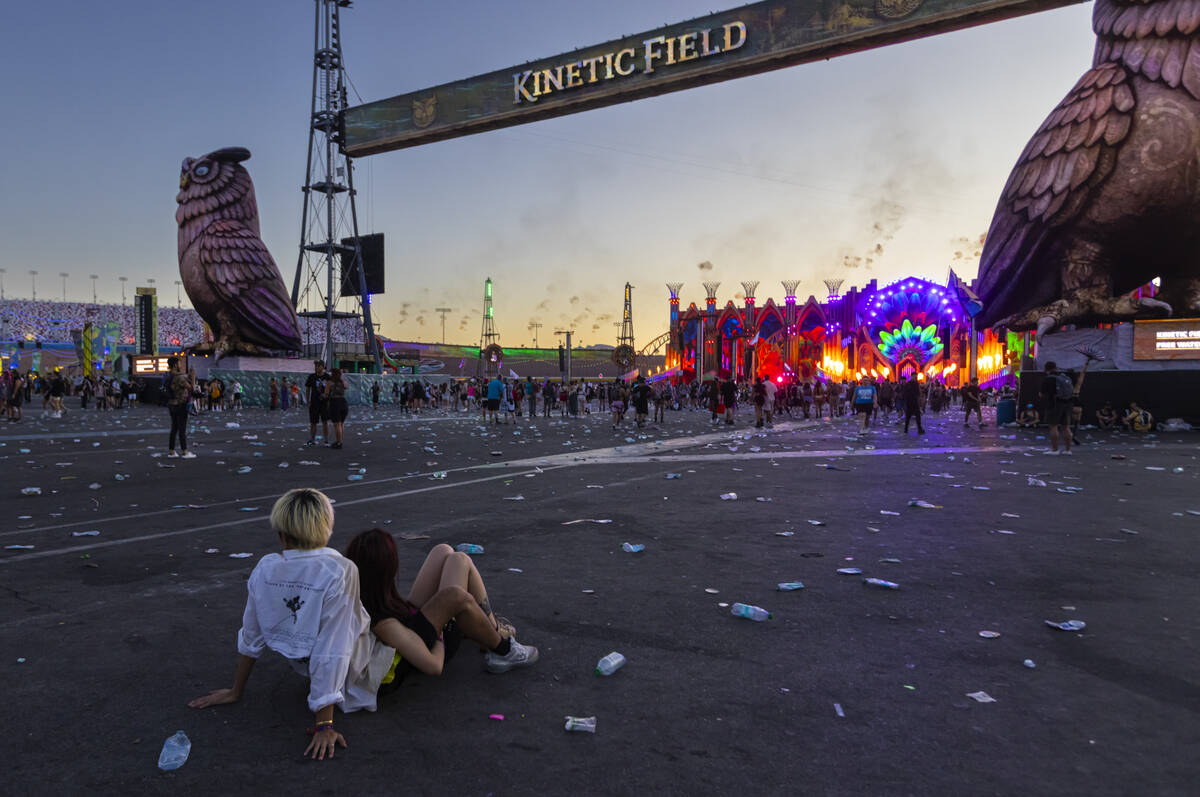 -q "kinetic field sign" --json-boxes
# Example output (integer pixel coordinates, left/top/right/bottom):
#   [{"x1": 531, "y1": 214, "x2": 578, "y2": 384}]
[{"x1": 343, "y1": 0, "x2": 1085, "y2": 155}]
